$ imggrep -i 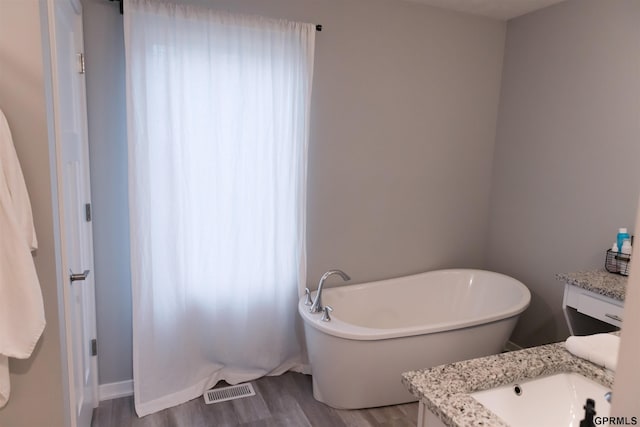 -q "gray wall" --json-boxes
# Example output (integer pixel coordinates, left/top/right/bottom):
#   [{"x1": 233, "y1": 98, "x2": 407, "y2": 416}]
[
  {"x1": 487, "y1": 0, "x2": 640, "y2": 347},
  {"x1": 0, "y1": 1, "x2": 67, "y2": 426},
  {"x1": 82, "y1": 0, "x2": 133, "y2": 387},
  {"x1": 82, "y1": 0, "x2": 506, "y2": 385}
]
